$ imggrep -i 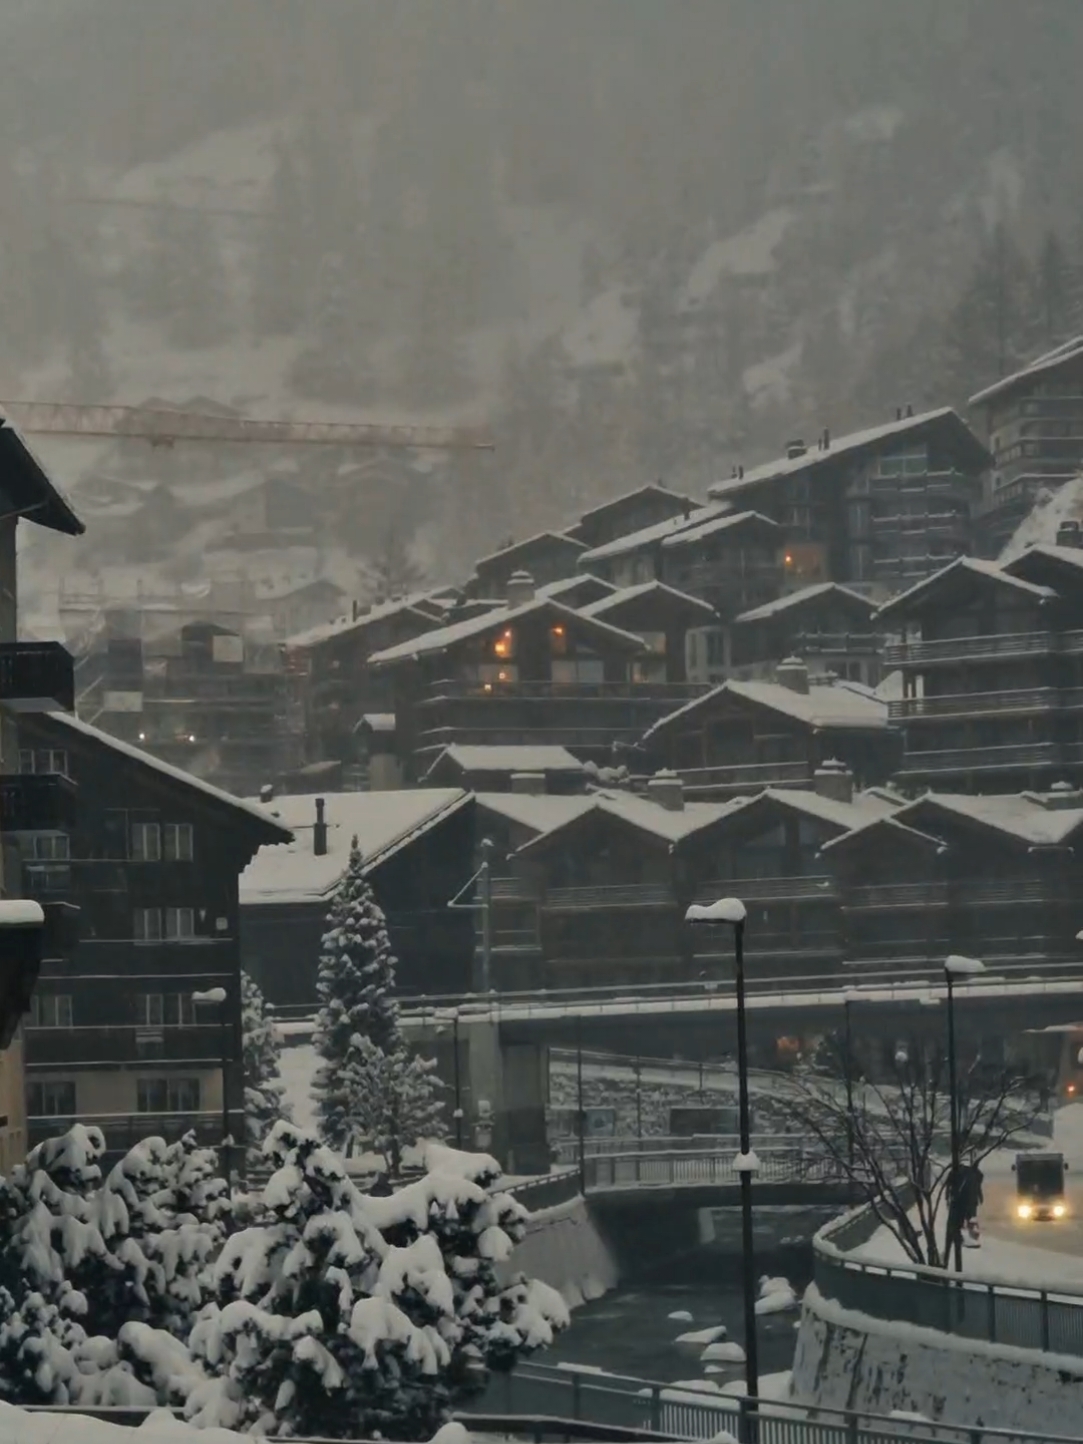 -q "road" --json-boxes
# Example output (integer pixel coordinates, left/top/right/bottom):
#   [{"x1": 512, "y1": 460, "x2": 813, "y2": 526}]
[{"x1": 979, "y1": 1174, "x2": 1083, "y2": 1259}]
